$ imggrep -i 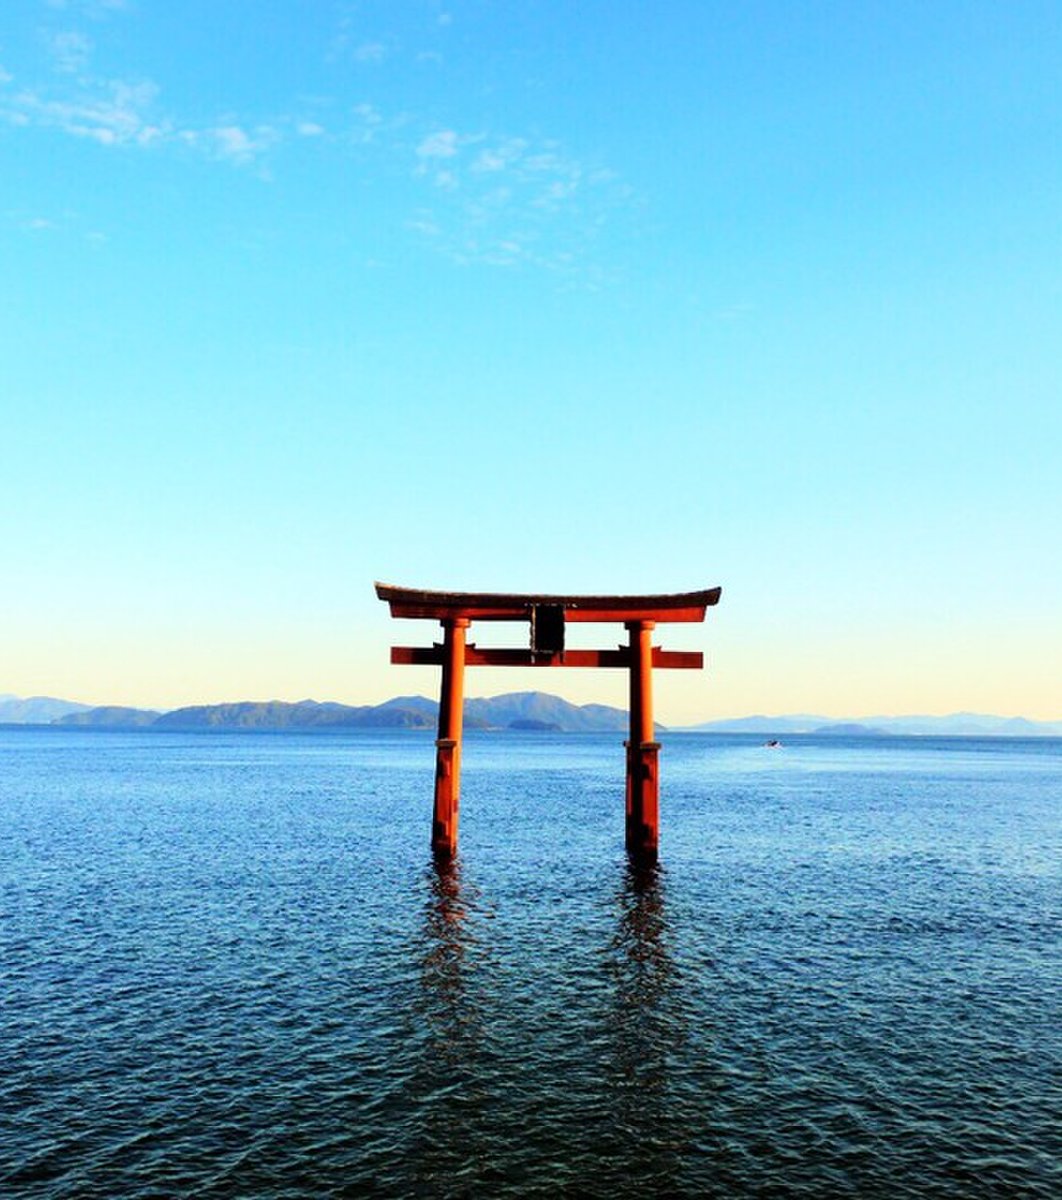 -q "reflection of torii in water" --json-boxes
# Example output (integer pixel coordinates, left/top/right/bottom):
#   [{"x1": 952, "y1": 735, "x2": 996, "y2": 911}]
[{"x1": 376, "y1": 583, "x2": 722, "y2": 862}]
